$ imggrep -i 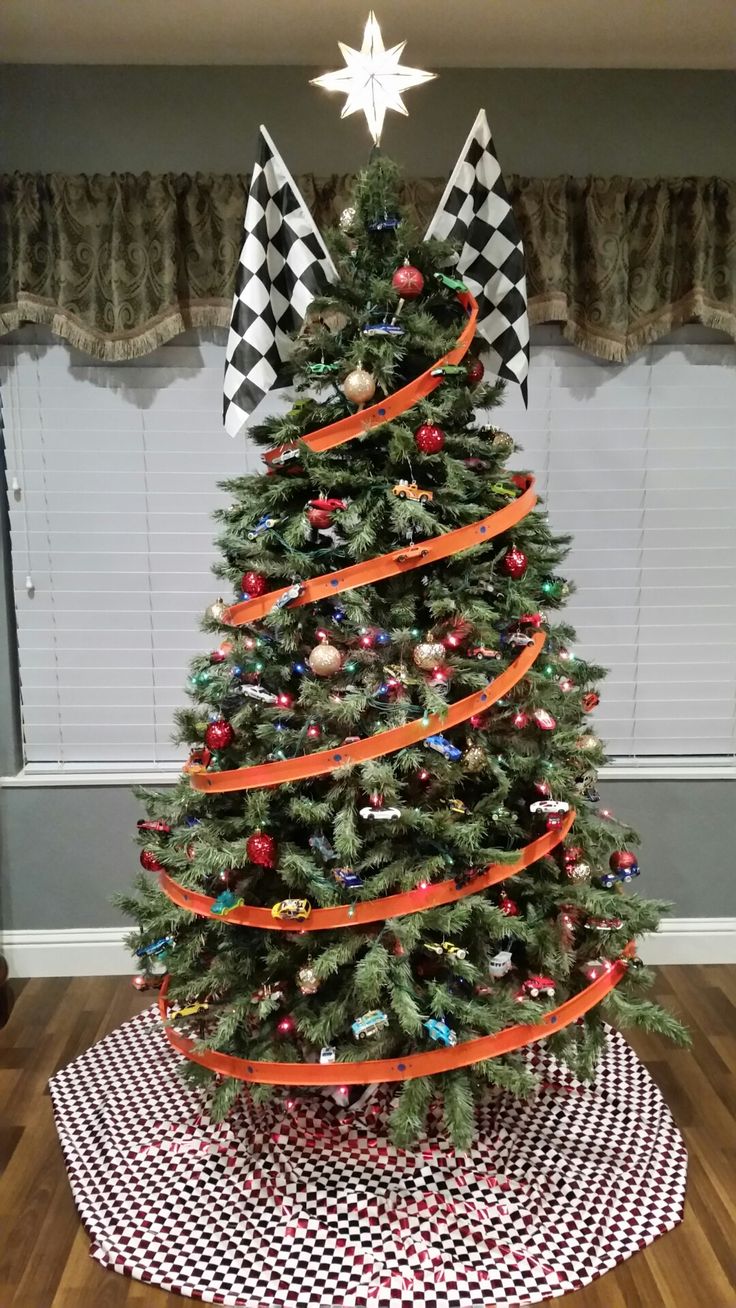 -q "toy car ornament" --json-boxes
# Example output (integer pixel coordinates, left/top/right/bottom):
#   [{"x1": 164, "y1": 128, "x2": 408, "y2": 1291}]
[
  {"x1": 240, "y1": 685, "x2": 278, "y2": 704},
  {"x1": 273, "y1": 583, "x2": 303, "y2": 611},
  {"x1": 425, "y1": 940, "x2": 468, "y2": 961},
  {"x1": 468, "y1": 645, "x2": 501, "y2": 660},
  {"x1": 319, "y1": 1045, "x2": 336, "y2": 1064},
  {"x1": 529, "y1": 799, "x2": 570, "y2": 815},
  {"x1": 211, "y1": 890, "x2": 245, "y2": 917},
  {"x1": 424, "y1": 734, "x2": 462, "y2": 761},
  {"x1": 434, "y1": 271, "x2": 468, "y2": 292},
  {"x1": 359, "y1": 805, "x2": 402, "y2": 821},
  {"x1": 446, "y1": 797, "x2": 469, "y2": 815},
  {"x1": 430, "y1": 363, "x2": 466, "y2": 377},
  {"x1": 352, "y1": 1010, "x2": 389, "y2": 1040},
  {"x1": 135, "y1": 935, "x2": 174, "y2": 958},
  {"x1": 183, "y1": 745, "x2": 212, "y2": 774},
  {"x1": 307, "y1": 360, "x2": 341, "y2": 375},
  {"x1": 391, "y1": 480, "x2": 433, "y2": 504},
  {"x1": 587, "y1": 916, "x2": 624, "y2": 931},
  {"x1": 137, "y1": 819, "x2": 171, "y2": 834},
  {"x1": 248, "y1": 513, "x2": 282, "y2": 539},
  {"x1": 599, "y1": 864, "x2": 640, "y2": 889},
  {"x1": 362, "y1": 319, "x2": 404, "y2": 336},
  {"x1": 488, "y1": 949, "x2": 514, "y2": 978},
  {"x1": 271, "y1": 899, "x2": 312, "y2": 922},
  {"x1": 267, "y1": 447, "x2": 301, "y2": 467},
  {"x1": 309, "y1": 834, "x2": 337, "y2": 861},
  {"x1": 333, "y1": 866, "x2": 364, "y2": 888},
  {"x1": 170, "y1": 1001, "x2": 209, "y2": 1018},
  {"x1": 368, "y1": 211, "x2": 400, "y2": 231},
  {"x1": 250, "y1": 983, "x2": 285, "y2": 1004},
  {"x1": 517, "y1": 975, "x2": 556, "y2": 1000},
  {"x1": 424, "y1": 1017, "x2": 458, "y2": 1047},
  {"x1": 454, "y1": 864, "x2": 483, "y2": 890}
]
